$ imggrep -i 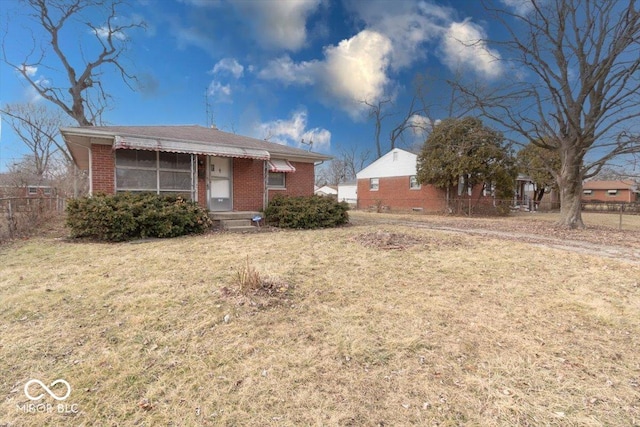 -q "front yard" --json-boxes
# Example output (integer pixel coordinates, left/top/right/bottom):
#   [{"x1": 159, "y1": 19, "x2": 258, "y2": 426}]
[{"x1": 1, "y1": 216, "x2": 639, "y2": 425}]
